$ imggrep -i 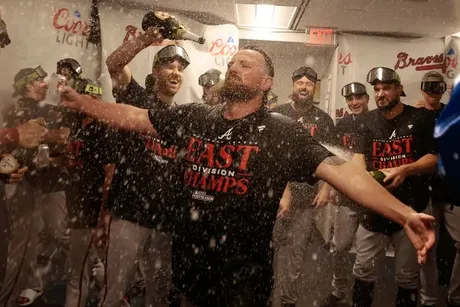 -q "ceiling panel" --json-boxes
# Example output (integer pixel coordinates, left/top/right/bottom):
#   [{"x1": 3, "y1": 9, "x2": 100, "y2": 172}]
[
  {"x1": 117, "y1": 0, "x2": 460, "y2": 36},
  {"x1": 299, "y1": 0, "x2": 460, "y2": 36}
]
